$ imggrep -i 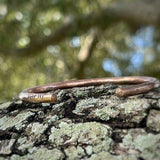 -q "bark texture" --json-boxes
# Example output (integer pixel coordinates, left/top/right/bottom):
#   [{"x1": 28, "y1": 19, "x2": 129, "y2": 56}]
[{"x1": 0, "y1": 84, "x2": 160, "y2": 160}]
